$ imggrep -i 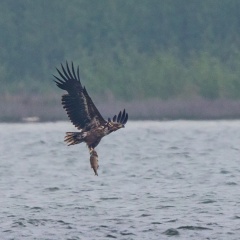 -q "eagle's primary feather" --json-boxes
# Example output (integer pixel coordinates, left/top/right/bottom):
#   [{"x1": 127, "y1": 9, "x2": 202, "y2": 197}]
[{"x1": 54, "y1": 61, "x2": 128, "y2": 175}]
